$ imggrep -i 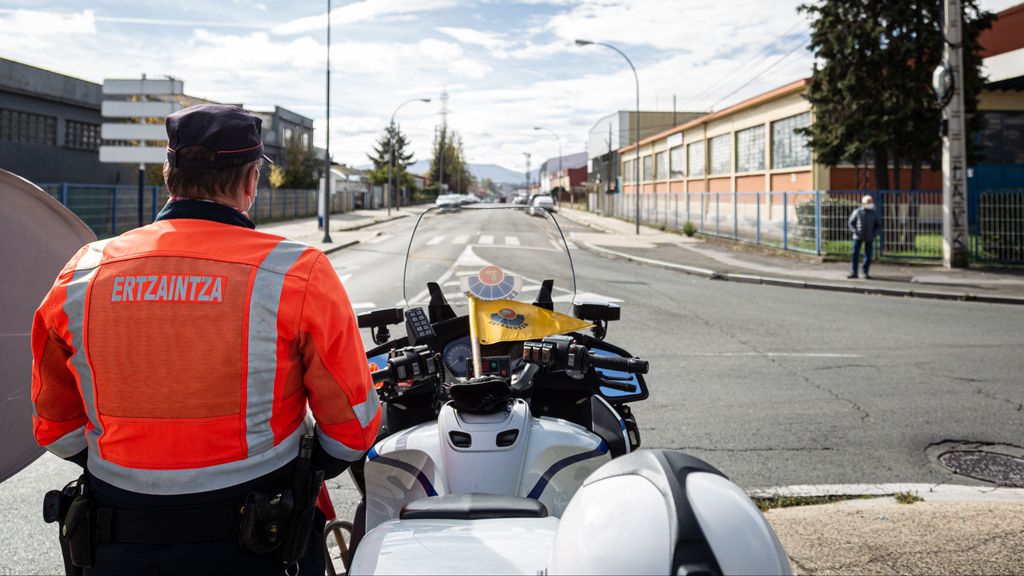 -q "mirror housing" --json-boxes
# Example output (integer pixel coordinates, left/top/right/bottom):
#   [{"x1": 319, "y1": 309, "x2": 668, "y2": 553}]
[
  {"x1": 573, "y1": 301, "x2": 620, "y2": 322},
  {"x1": 357, "y1": 307, "x2": 404, "y2": 329}
]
